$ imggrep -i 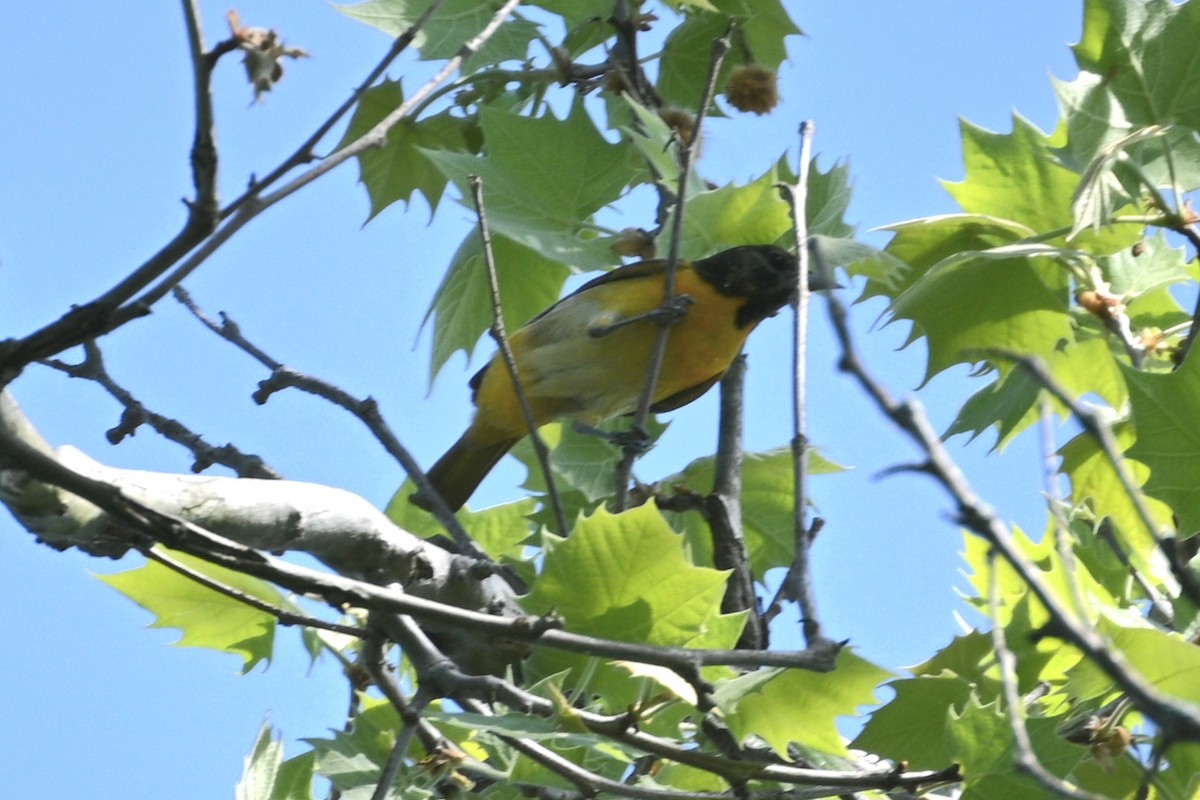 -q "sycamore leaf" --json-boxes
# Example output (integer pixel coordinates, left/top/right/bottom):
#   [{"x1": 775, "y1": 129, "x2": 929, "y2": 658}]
[
  {"x1": 947, "y1": 697, "x2": 1083, "y2": 800},
  {"x1": 809, "y1": 234, "x2": 908, "y2": 282},
  {"x1": 97, "y1": 549, "x2": 278, "y2": 672},
  {"x1": 522, "y1": 503, "x2": 737, "y2": 647},
  {"x1": 865, "y1": 214, "x2": 1034, "y2": 301},
  {"x1": 943, "y1": 115, "x2": 1138, "y2": 255},
  {"x1": 667, "y1": 447, "x2": 845, "y2": 579},
  {"x1": 1100, "y1": 232, "x2": 1191, "y2": 297},
  {"x1": 341, "y1": 80, "x2": 472, "y2": 218},
  {"x1": 1055, "y1": 71, "x2": 1200, "y2": 209},
  {"x1": 946, "y1": 333, "x2": 1125, "y2": 448},
  {"x1": 612, "y1": 660, "x2": 699, "y2": 706},
  {"x1": 336, "y1": 0, "x2": 537, "y2": 67},
  {"x1": 1073, "y1": 0, "x2": 1200, "y2": 131},
  {"x1": 777, "y1": 156, "x2": 855, "y2": 240},
  {"x1": 889, "y1": 252, "x2": 1072, "y2": 385},
  {"x1": 944, "y1": 116, "x2": 1076, "y2": 232},
  {"x1": 911, "y1": 630, "x2": 996, "y2": 681},
  {"x1": 423, "y1": 99, "x2": 632, "y2": 270},
  {"x1": 424, "y1": 230, "x2": 570, "y2": 380},
  {"x1": 716, "y1": 651, "x2": 891, "y2": 757},
  {"x1": 237, "y1": 723, "x2": 315, "y2": 800},
  {"x1": 385, "y1": 481, "x2": 536, "y2": 565},
  {"x1": 1124, "y1": 353, "x2": 1200, "y2": 534},
  {"x1": 1059, "y1": 423, "x2": 1172, "y2": 568},
  {"x1": 520, "y1": 503, "x2": 743, "y2": 711},
  {"x1": 852, "y1": 675, "x2": 974, "y2": 768},
  {"x1": 305, "y1": 694, "x2": 422, "y2": 795},
  {"x1": 671, "y1": 165, "x2": 794, "y2": 257},
  {"x1": 1065, "y1": 612, "x2": 1200, "y2": 710},
  {"x1": 1152, "y1": 742, "x2": 1200, "y2": 800}
]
